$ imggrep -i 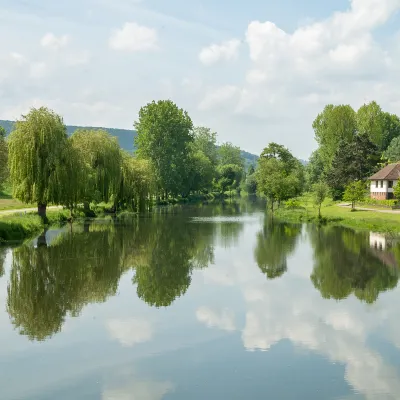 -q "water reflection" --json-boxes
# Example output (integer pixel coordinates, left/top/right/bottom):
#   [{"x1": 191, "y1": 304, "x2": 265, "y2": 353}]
[
  {"x1": 7, "y1": 222, "x2": 129, "y2": 341},
  {"x1": 254, "y1": 218, "x2": 302, "y2": 279},
  {"x1": 309, "y1": 226, "x2": 399, "y2": 304}
]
